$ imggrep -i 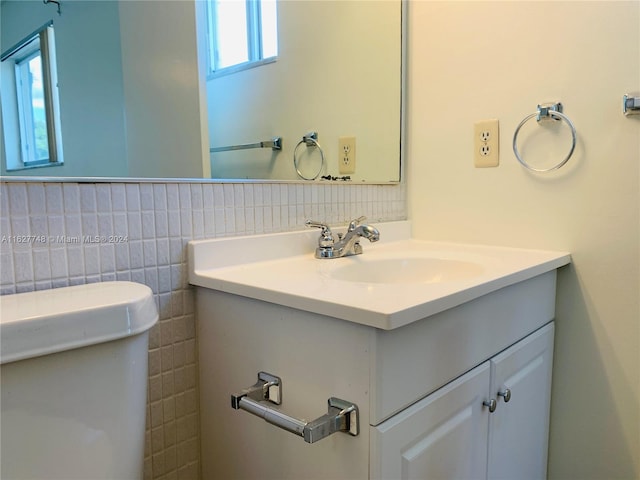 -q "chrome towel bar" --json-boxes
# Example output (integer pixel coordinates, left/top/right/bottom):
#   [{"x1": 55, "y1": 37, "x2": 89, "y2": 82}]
[
  {"x1": 231, "y1": 371, "x2": 359, "y2": 444},
  {"x1": 210, "y1": 137, "x2": 282, "y2": 153}
]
